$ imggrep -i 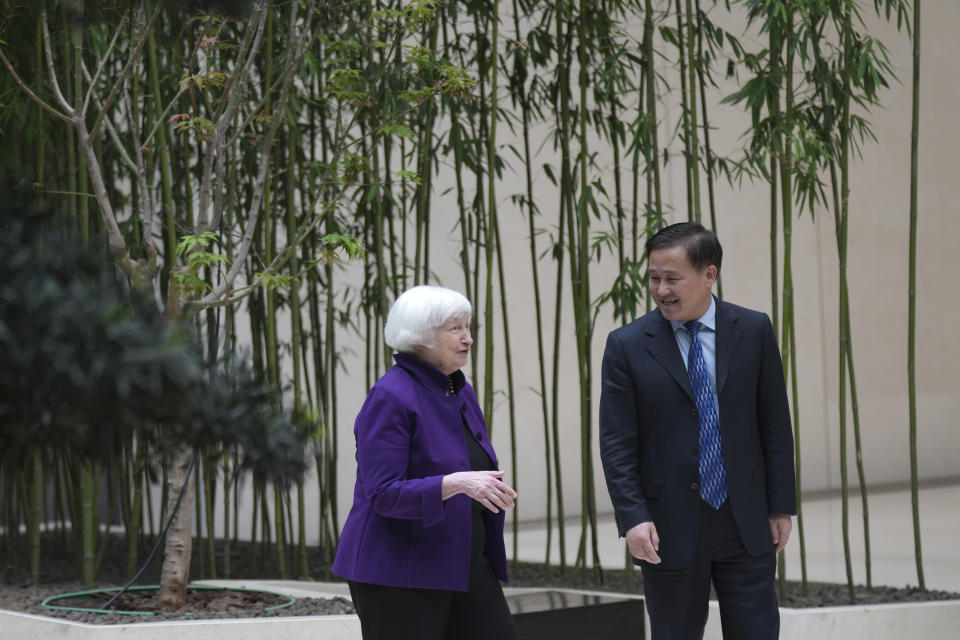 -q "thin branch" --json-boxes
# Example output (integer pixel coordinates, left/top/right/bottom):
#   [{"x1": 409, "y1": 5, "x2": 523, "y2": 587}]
[
  {"x1": 141, "y1": 86, "x2": 187, "y2": 148},
  {"x1": 81, "y1": 60, "x2": 138, "y2": 173},
  {"x1": 38, "y1": 188, "x2": 98, "y2": 200},
  {"x1": 82, "y1": 12, "x2": 128, "y2": 116},
  {"x1": 130, "y1": 3, "x2": 159, "y2": 277},
  {"x1": 197, "y1": 3, "x2": 306, "y2": 303},
  {"x1": 40, "y1": 5, "x2": 75, "y2": 115},
  {"x1": 75, "y1": 116, "x2": 142, "y2": 284},
  {"x1": 197, "y1": 0, "x2": 269, "y2": 229},
  {"x1": 0, "y1": 48, "x2": 72, "y2": 124},
  {"x1": 89, "y1": 1, "x2": 162, "y2": 140}
]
